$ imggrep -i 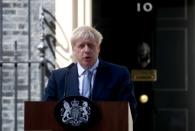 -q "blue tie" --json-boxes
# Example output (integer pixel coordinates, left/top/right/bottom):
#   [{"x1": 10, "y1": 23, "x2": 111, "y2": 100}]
[{"x1": 82, "y1": 70, "x2": 92, "y2": 98}]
